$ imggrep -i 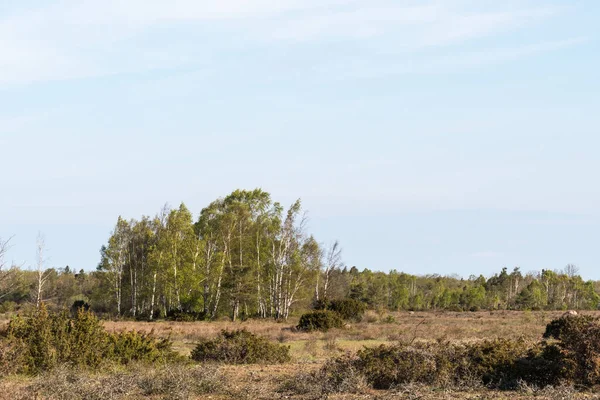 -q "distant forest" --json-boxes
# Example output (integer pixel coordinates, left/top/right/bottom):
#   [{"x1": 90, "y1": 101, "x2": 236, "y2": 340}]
[{"x1": 1, "y1": 189, "x2": 598, "y2": 319}]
